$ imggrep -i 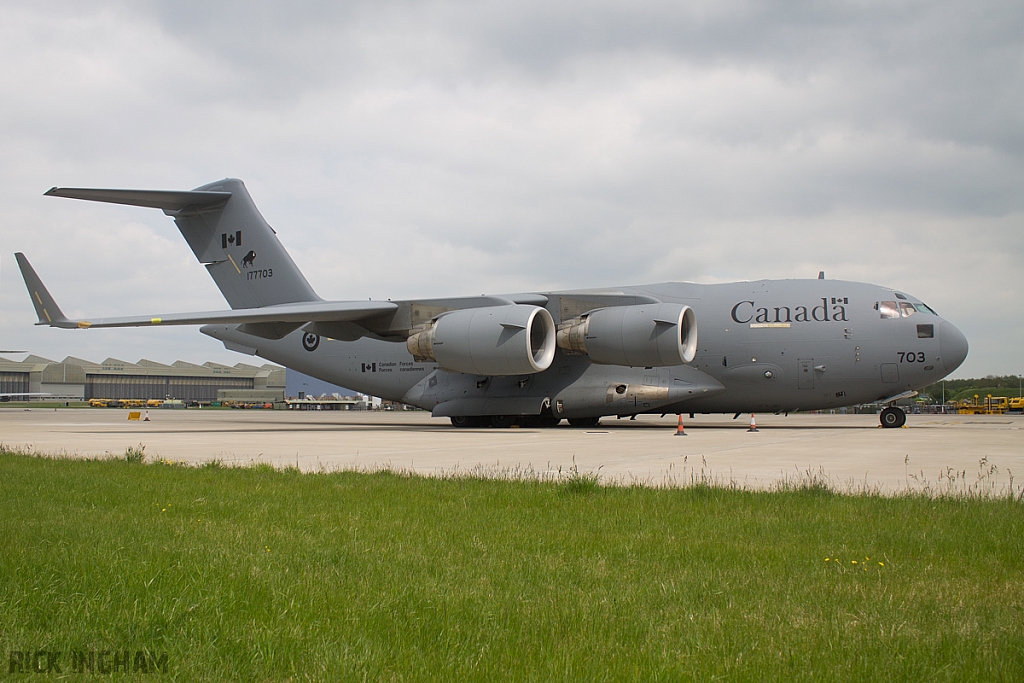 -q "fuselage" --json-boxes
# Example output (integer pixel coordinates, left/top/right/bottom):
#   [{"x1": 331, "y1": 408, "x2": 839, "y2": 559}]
[{"x1": 202, "y1": 278, "x2": 969, "y2": 418}]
